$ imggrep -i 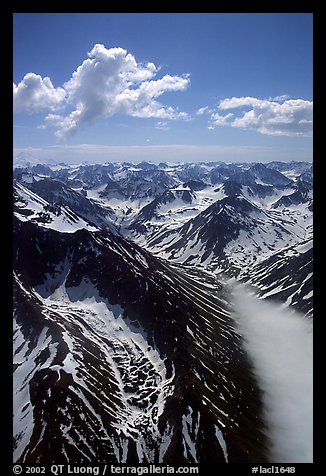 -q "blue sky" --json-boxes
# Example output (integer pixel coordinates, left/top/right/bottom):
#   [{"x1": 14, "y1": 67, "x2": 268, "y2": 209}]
[{"x1": 13, "y1": 13, "x2": 313, "y2": 163}]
